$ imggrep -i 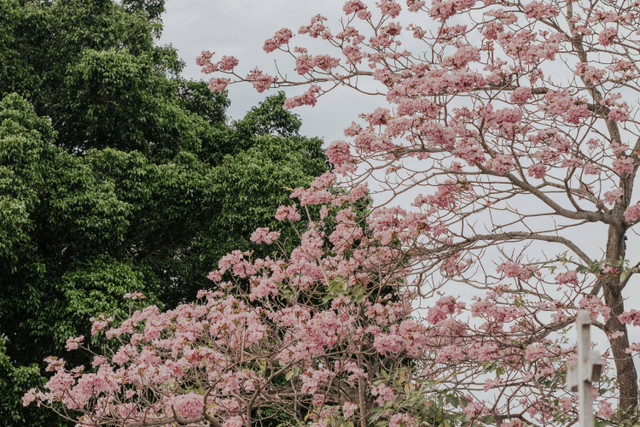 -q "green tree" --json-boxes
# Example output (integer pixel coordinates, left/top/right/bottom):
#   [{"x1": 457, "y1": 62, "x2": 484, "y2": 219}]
[{"x1": 0, "y1": 1, "x2": 327, "y2": 424}]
